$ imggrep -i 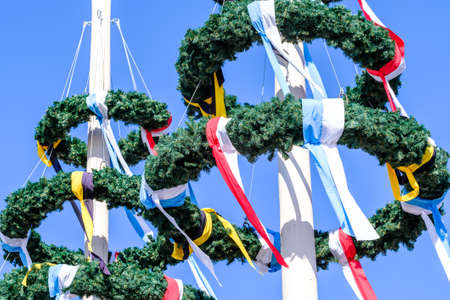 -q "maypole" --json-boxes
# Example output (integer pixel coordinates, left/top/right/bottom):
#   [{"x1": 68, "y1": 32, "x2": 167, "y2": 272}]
[
  {"x1": 86, "y1": 0, "x2": 111, "y2": 272},
  {"x1": 276, "y1": 42, "x2": 318, "y2": 300}
]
